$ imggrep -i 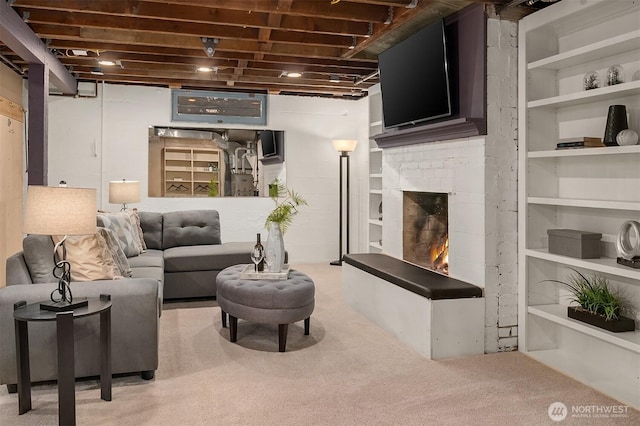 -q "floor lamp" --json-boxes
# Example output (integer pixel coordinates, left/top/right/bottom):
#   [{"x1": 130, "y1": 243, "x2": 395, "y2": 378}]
[{"x1": 330, "y1": 139, "x2": 358, "y2": 266}]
